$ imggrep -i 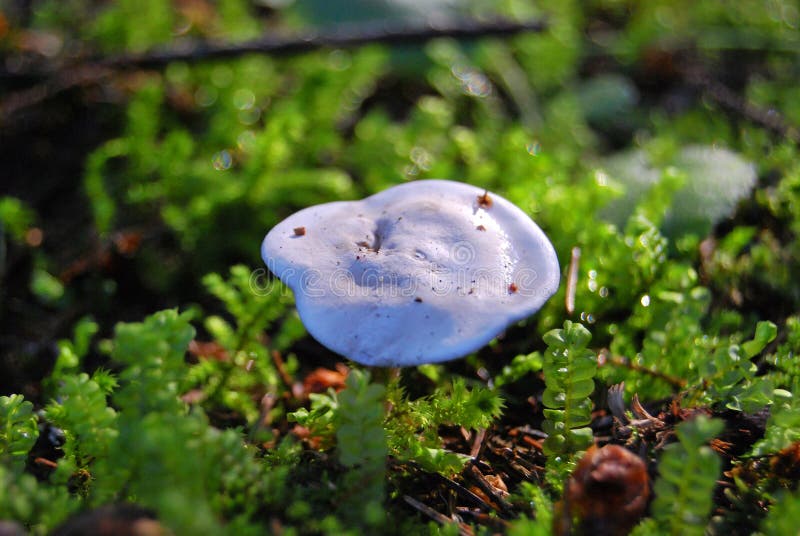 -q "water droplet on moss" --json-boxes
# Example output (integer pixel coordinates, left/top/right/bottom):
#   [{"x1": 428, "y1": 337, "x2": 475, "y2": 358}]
[{"x1": 212, "y1": 150, "x2": 232, "y2": 171}]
